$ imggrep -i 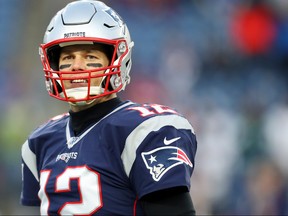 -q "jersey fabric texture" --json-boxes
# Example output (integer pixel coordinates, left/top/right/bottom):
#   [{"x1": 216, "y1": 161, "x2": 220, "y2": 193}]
[{"x1": 21, "y1": 100, "x2": 197, "y2": 215}]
